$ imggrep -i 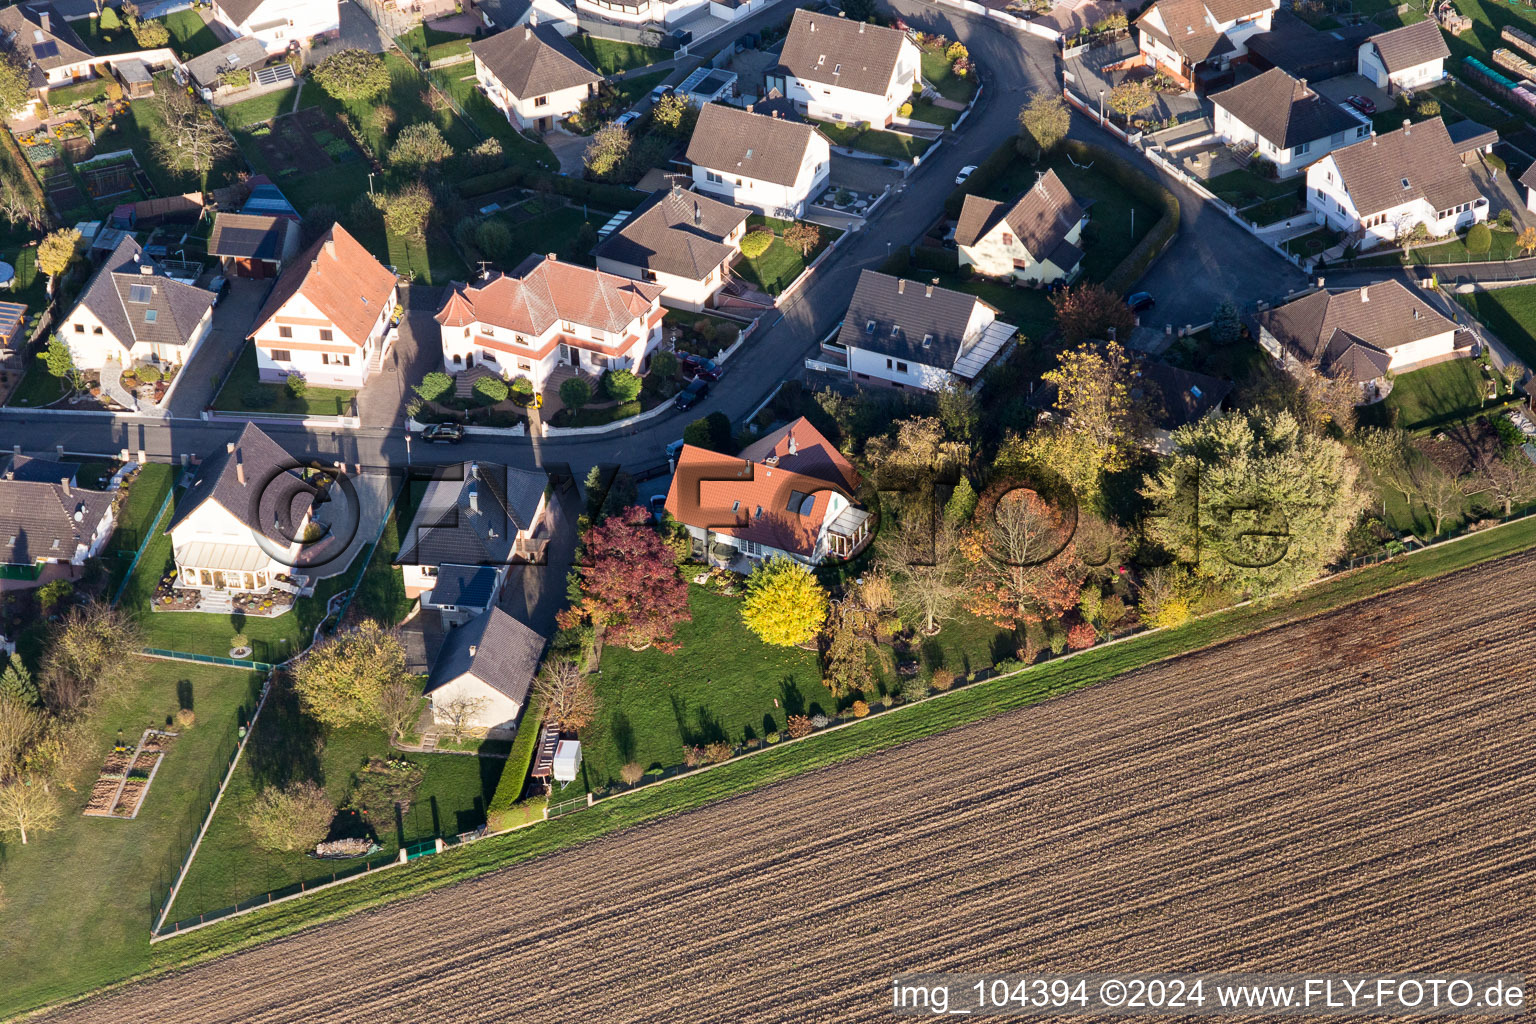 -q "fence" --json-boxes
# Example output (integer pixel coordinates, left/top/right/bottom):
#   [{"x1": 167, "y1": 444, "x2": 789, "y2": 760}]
[{"x1": 108, "y1": 479, "x2": 177, "y2": 607}]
